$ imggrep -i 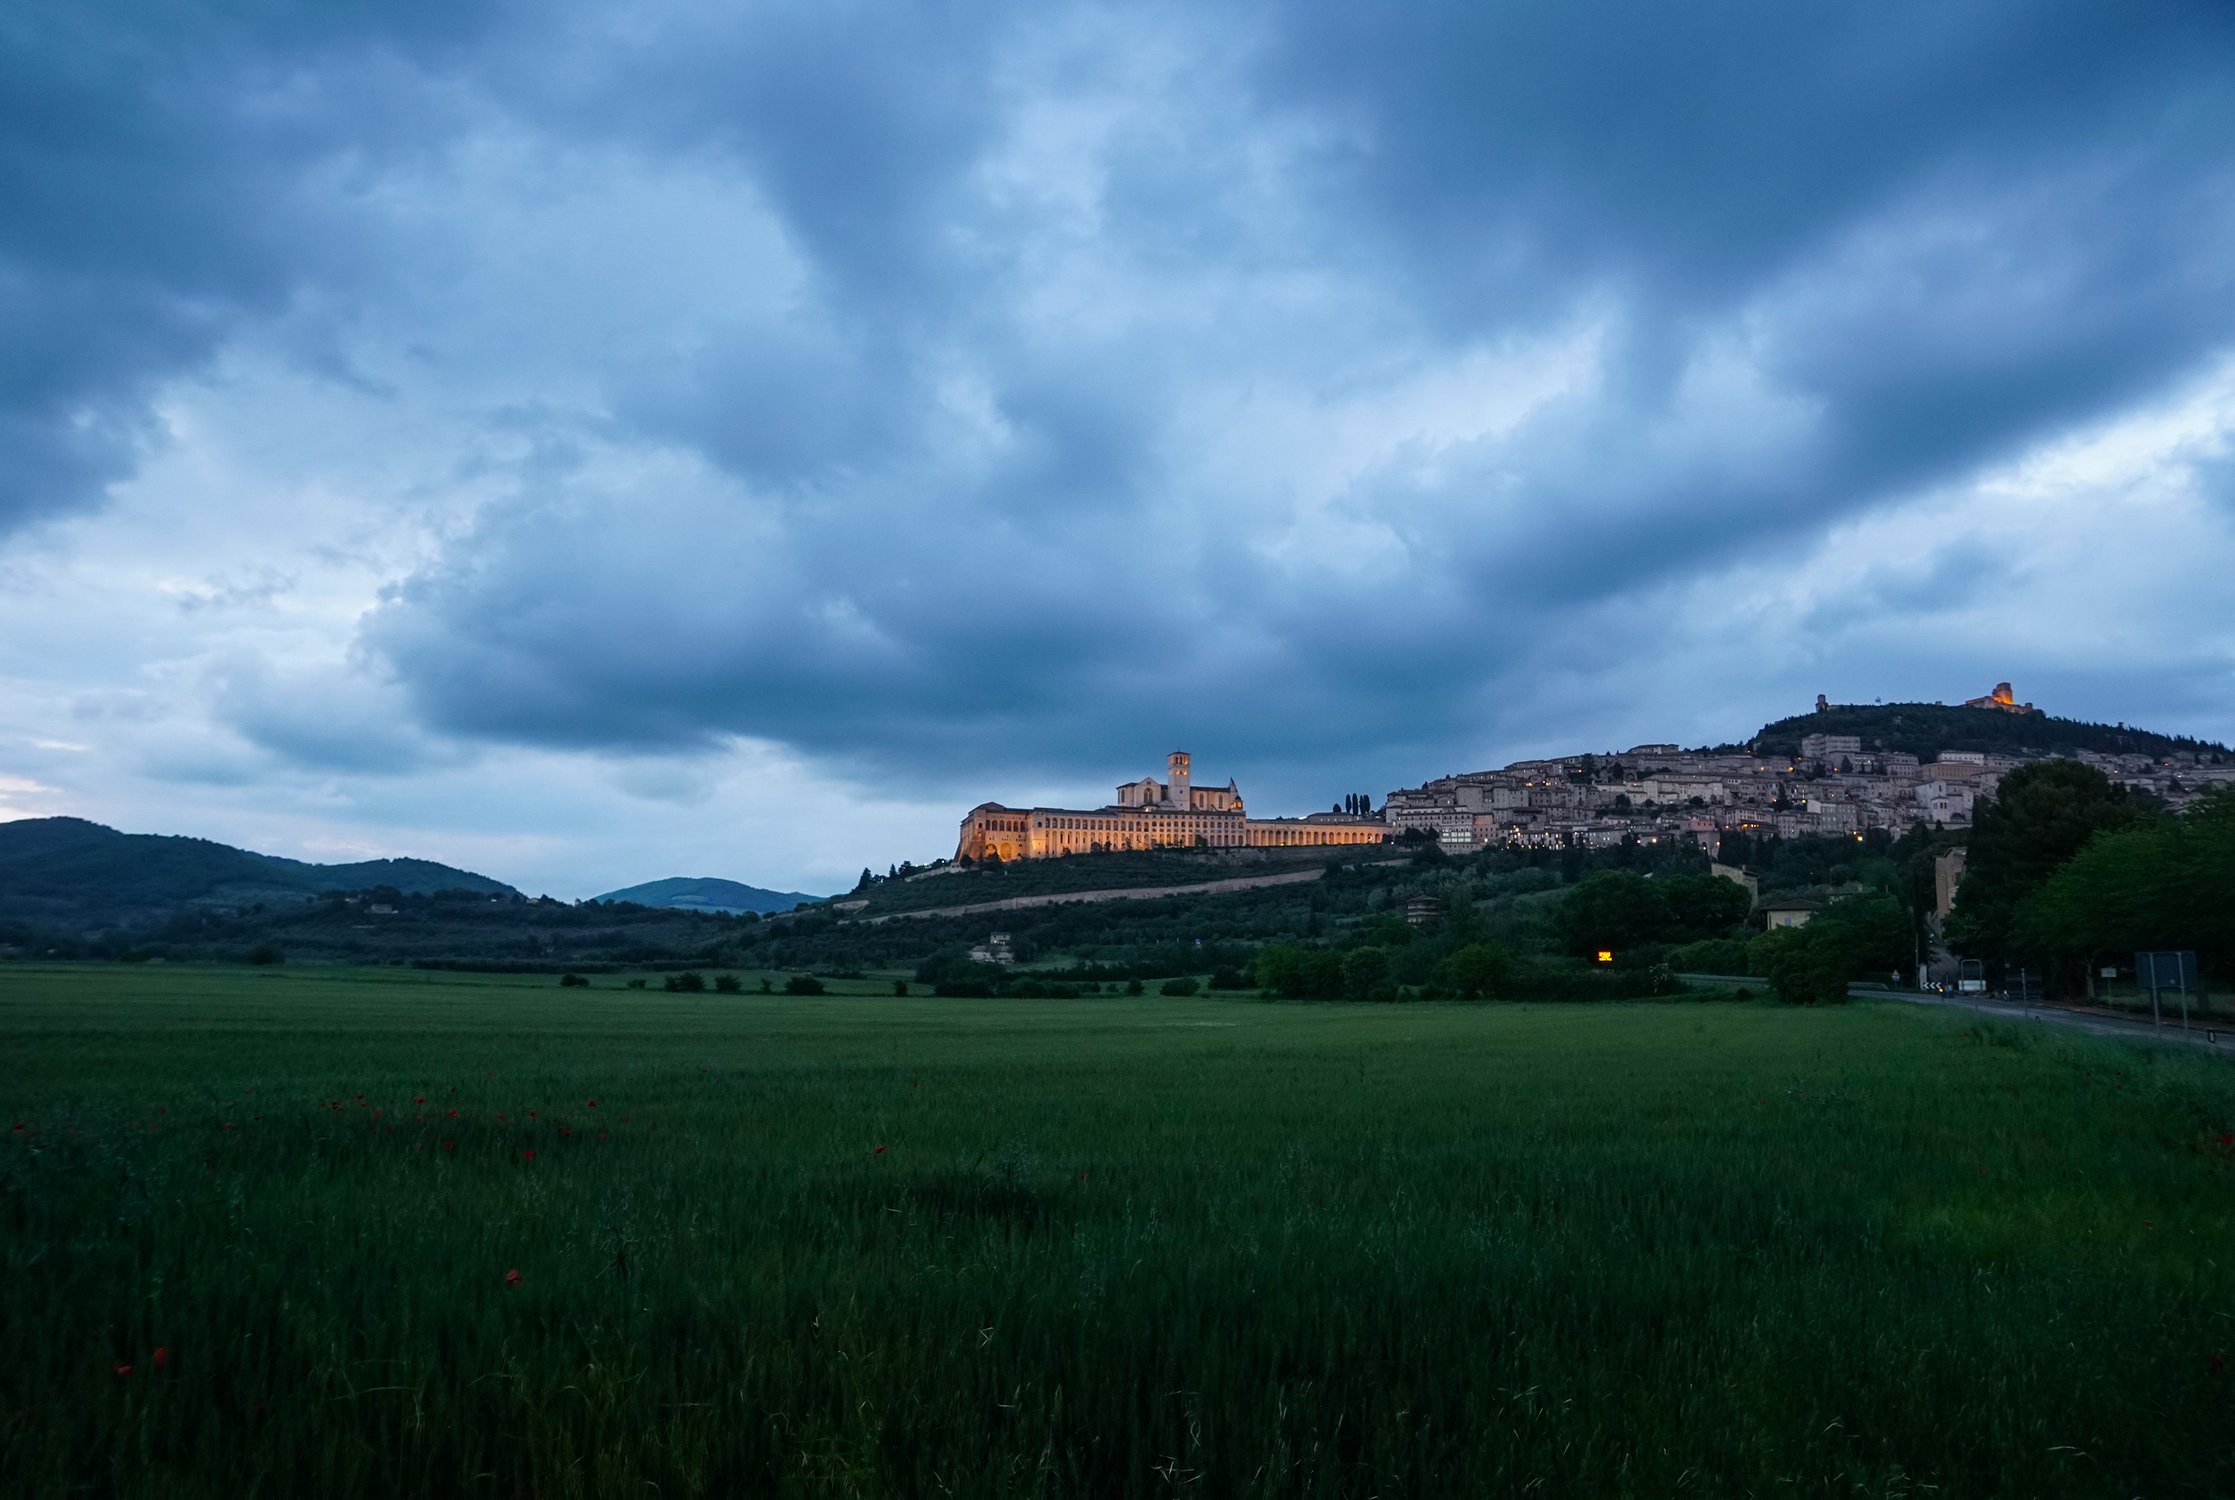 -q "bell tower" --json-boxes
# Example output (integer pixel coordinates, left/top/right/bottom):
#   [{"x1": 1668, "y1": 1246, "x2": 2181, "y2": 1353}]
[{"x1": 1167, "y1": 749, "x2": 1192, "y2": 808}]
